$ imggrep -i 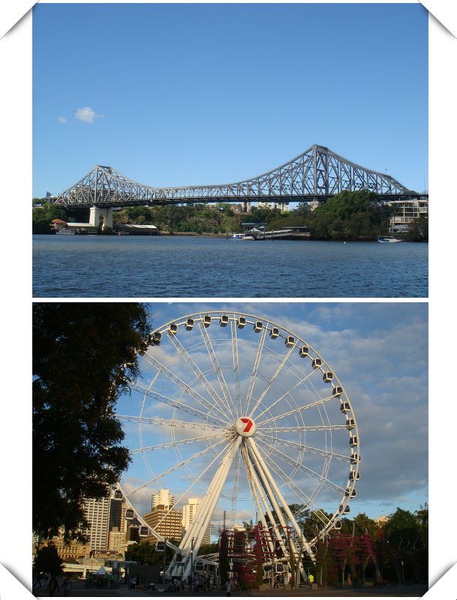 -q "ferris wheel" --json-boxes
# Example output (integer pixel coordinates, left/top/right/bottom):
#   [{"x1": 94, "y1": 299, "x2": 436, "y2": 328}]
[{"x1": 115, "y1": 310, "x2": 360, "y2": 581}]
